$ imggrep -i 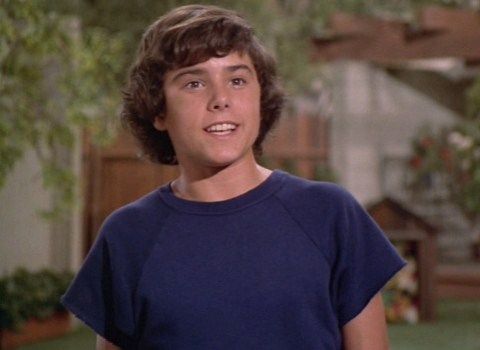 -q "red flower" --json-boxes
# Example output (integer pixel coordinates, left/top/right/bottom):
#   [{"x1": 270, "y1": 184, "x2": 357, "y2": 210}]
[
  {"x1": 409, "y1": 156, "x2": 423, "y2": 169},
  {"x1": 420, "y1": 137, "x2": 435, "y2": 149},
  {"x1": 440, "y1": 148, "x2": 453, "y2": 171}
]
